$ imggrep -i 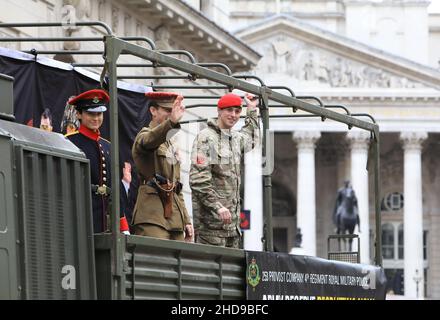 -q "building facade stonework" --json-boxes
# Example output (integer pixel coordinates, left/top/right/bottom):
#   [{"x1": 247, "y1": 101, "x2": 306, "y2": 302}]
[{"x1": 225, "y1": 0, "x2": 440, "y2": 299}]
